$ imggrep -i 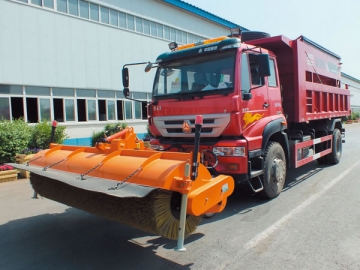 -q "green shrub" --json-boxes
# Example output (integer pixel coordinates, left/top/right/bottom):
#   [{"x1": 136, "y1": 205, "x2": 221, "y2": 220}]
[
  {"x1": 28, "y1": 120, "x2": 68, "y2": 150},
  {"x1": 0, "y1": 118, "x2": 32, "y2": 163},
  {"x1": 91, "y1": 122, "x2": 128, "y2": 146},
  {"x1": 352, "y1": 112, "x2": 360, "y2": 120}
]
